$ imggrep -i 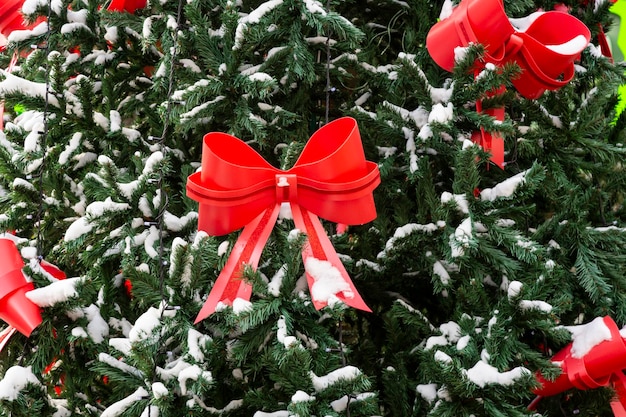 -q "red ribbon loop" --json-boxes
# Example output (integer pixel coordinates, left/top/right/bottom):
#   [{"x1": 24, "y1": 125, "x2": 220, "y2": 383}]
[{"x1": 187, "y1": 117, "x2": 380, "y2": 323}]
